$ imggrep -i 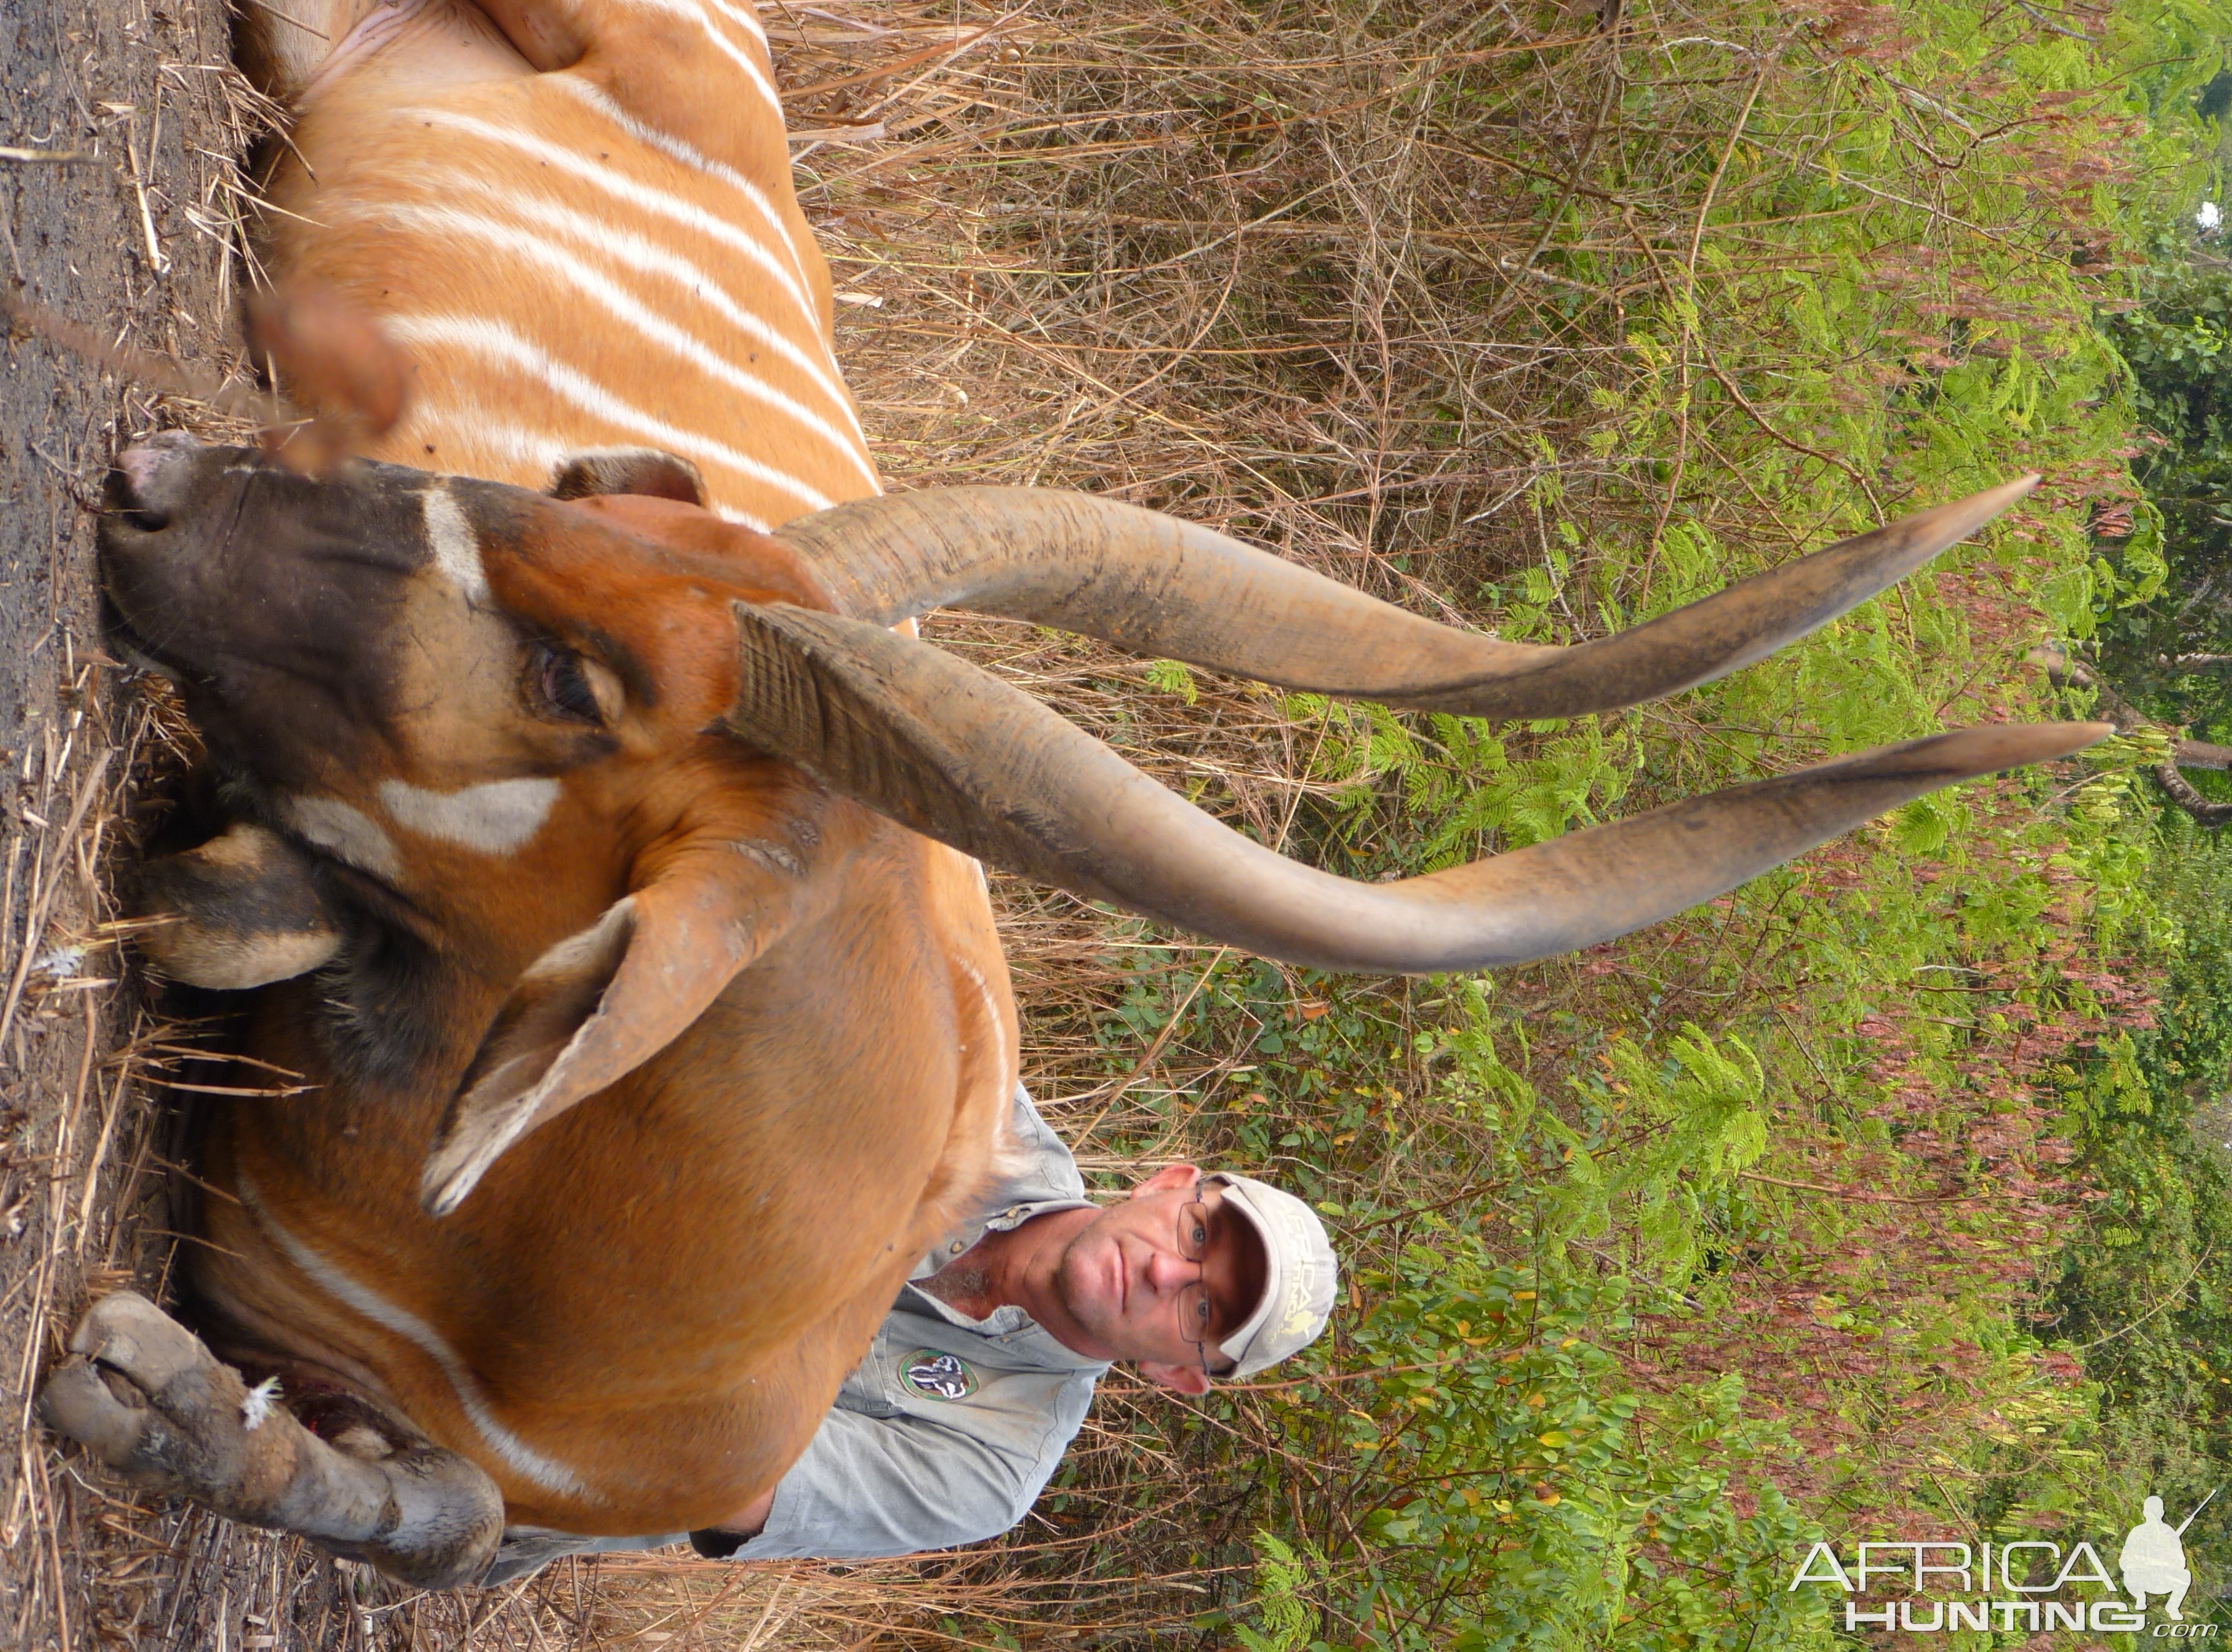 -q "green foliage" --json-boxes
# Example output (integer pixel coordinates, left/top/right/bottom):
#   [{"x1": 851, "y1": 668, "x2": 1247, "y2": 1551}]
[
  {"x1": 2043, "y1": 822, "x2": 2232, "y2": 1557},
  {"x1": 2100, "y1": 260, "x2": 2232, "y2": 763},
  {"x1": 2085, "y1": 23, "x2": 2232, "y2": 772},
  {"x1": 1233, "y1": 1535, "x2": 1319, "y2": 1652},
  {"x1": 1143, "y1": 658, "x2": 1201, "y2": 706},
  {"x1": 1299, "y1": 1025, "x2": 1834, "y2": 1651},
  {"x1": 944, "y1": 0, "x2": 2232, "y2": 1645}
]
